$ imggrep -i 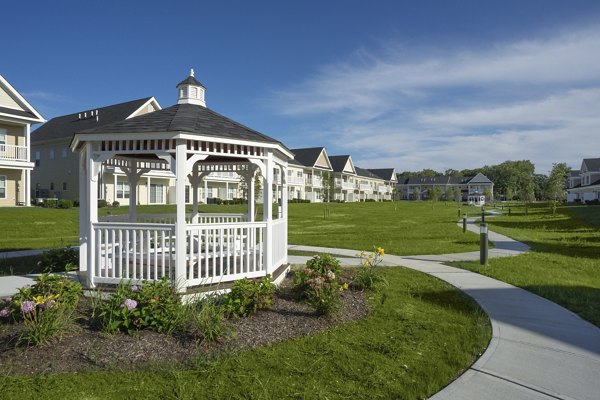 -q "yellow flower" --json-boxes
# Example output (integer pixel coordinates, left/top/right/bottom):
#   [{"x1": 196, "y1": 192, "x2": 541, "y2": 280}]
[
  {"x1": 32, "y1": 295, "x2": 46, "y2": 305},
  {"x1": 341, "y1": 282, "x2": 349, "y2": 290},
  {"x1": 376, "y1": 247, "x2": 385, "y2": 257}
]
